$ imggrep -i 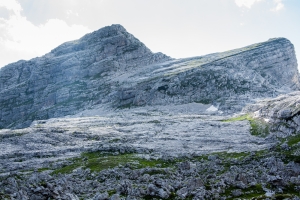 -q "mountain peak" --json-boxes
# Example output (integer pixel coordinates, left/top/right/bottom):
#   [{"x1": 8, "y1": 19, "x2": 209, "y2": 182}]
[
  {"x1": 79, "y1": 24, "x2": 128, "y2": 42},
  {"x1": 0, "y1": 24, "x2": 171, "y2": 128},
  {"x1": 49, "y1": 24, "x2": 153, "y2": 58}
]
